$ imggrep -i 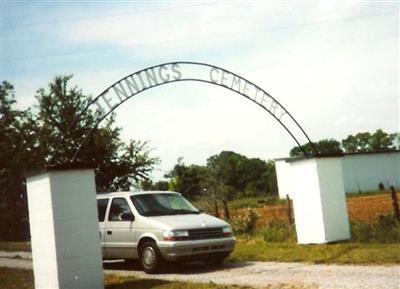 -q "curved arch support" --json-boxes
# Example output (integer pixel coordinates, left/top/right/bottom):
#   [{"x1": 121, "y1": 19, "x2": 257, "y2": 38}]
[{"x1": 51, "y1": 62, "x2": 318, "y2": 164}]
